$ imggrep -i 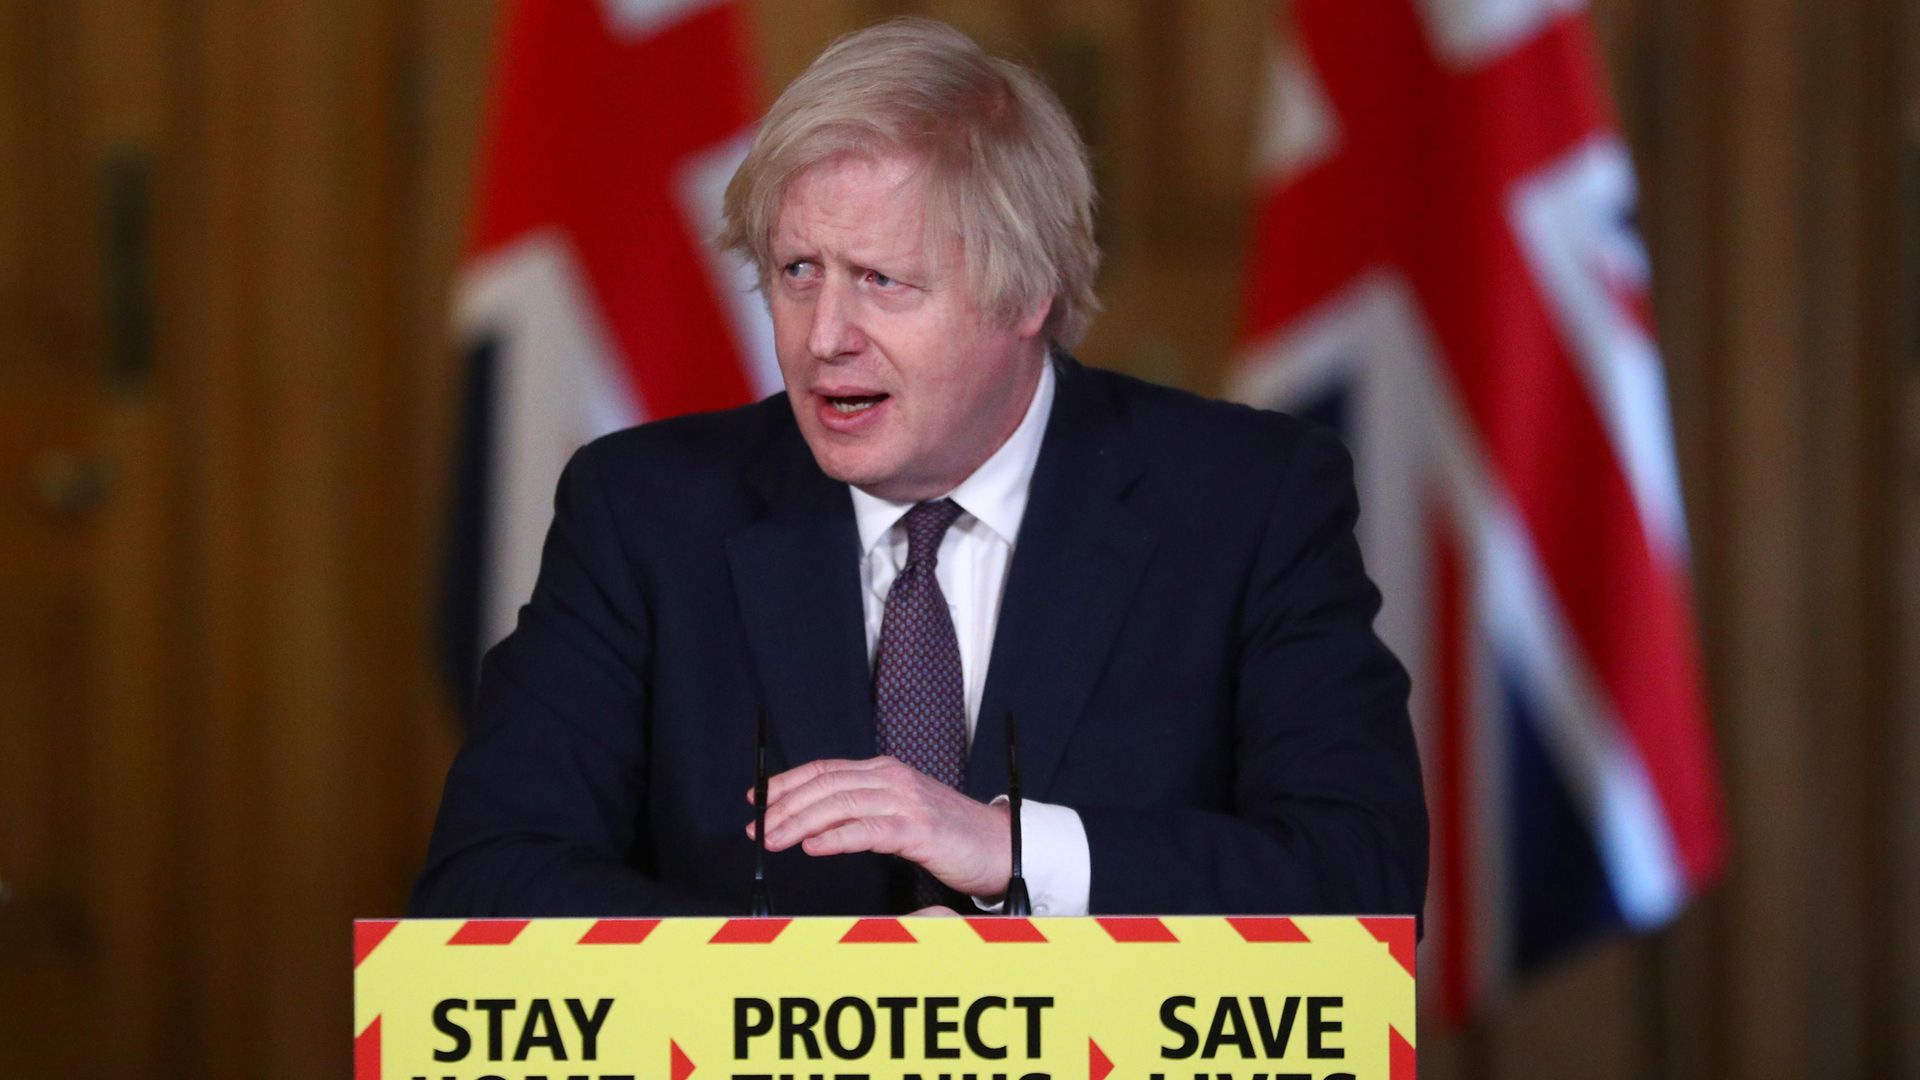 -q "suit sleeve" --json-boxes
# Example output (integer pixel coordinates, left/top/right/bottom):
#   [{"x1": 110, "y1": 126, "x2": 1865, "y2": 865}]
[
  {"x1": 410, "y1": 440, "x2": 729, "y2": 917},
  {"x1": 1076, "y1": 426, "x2": 1428, "y2": 918}
]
